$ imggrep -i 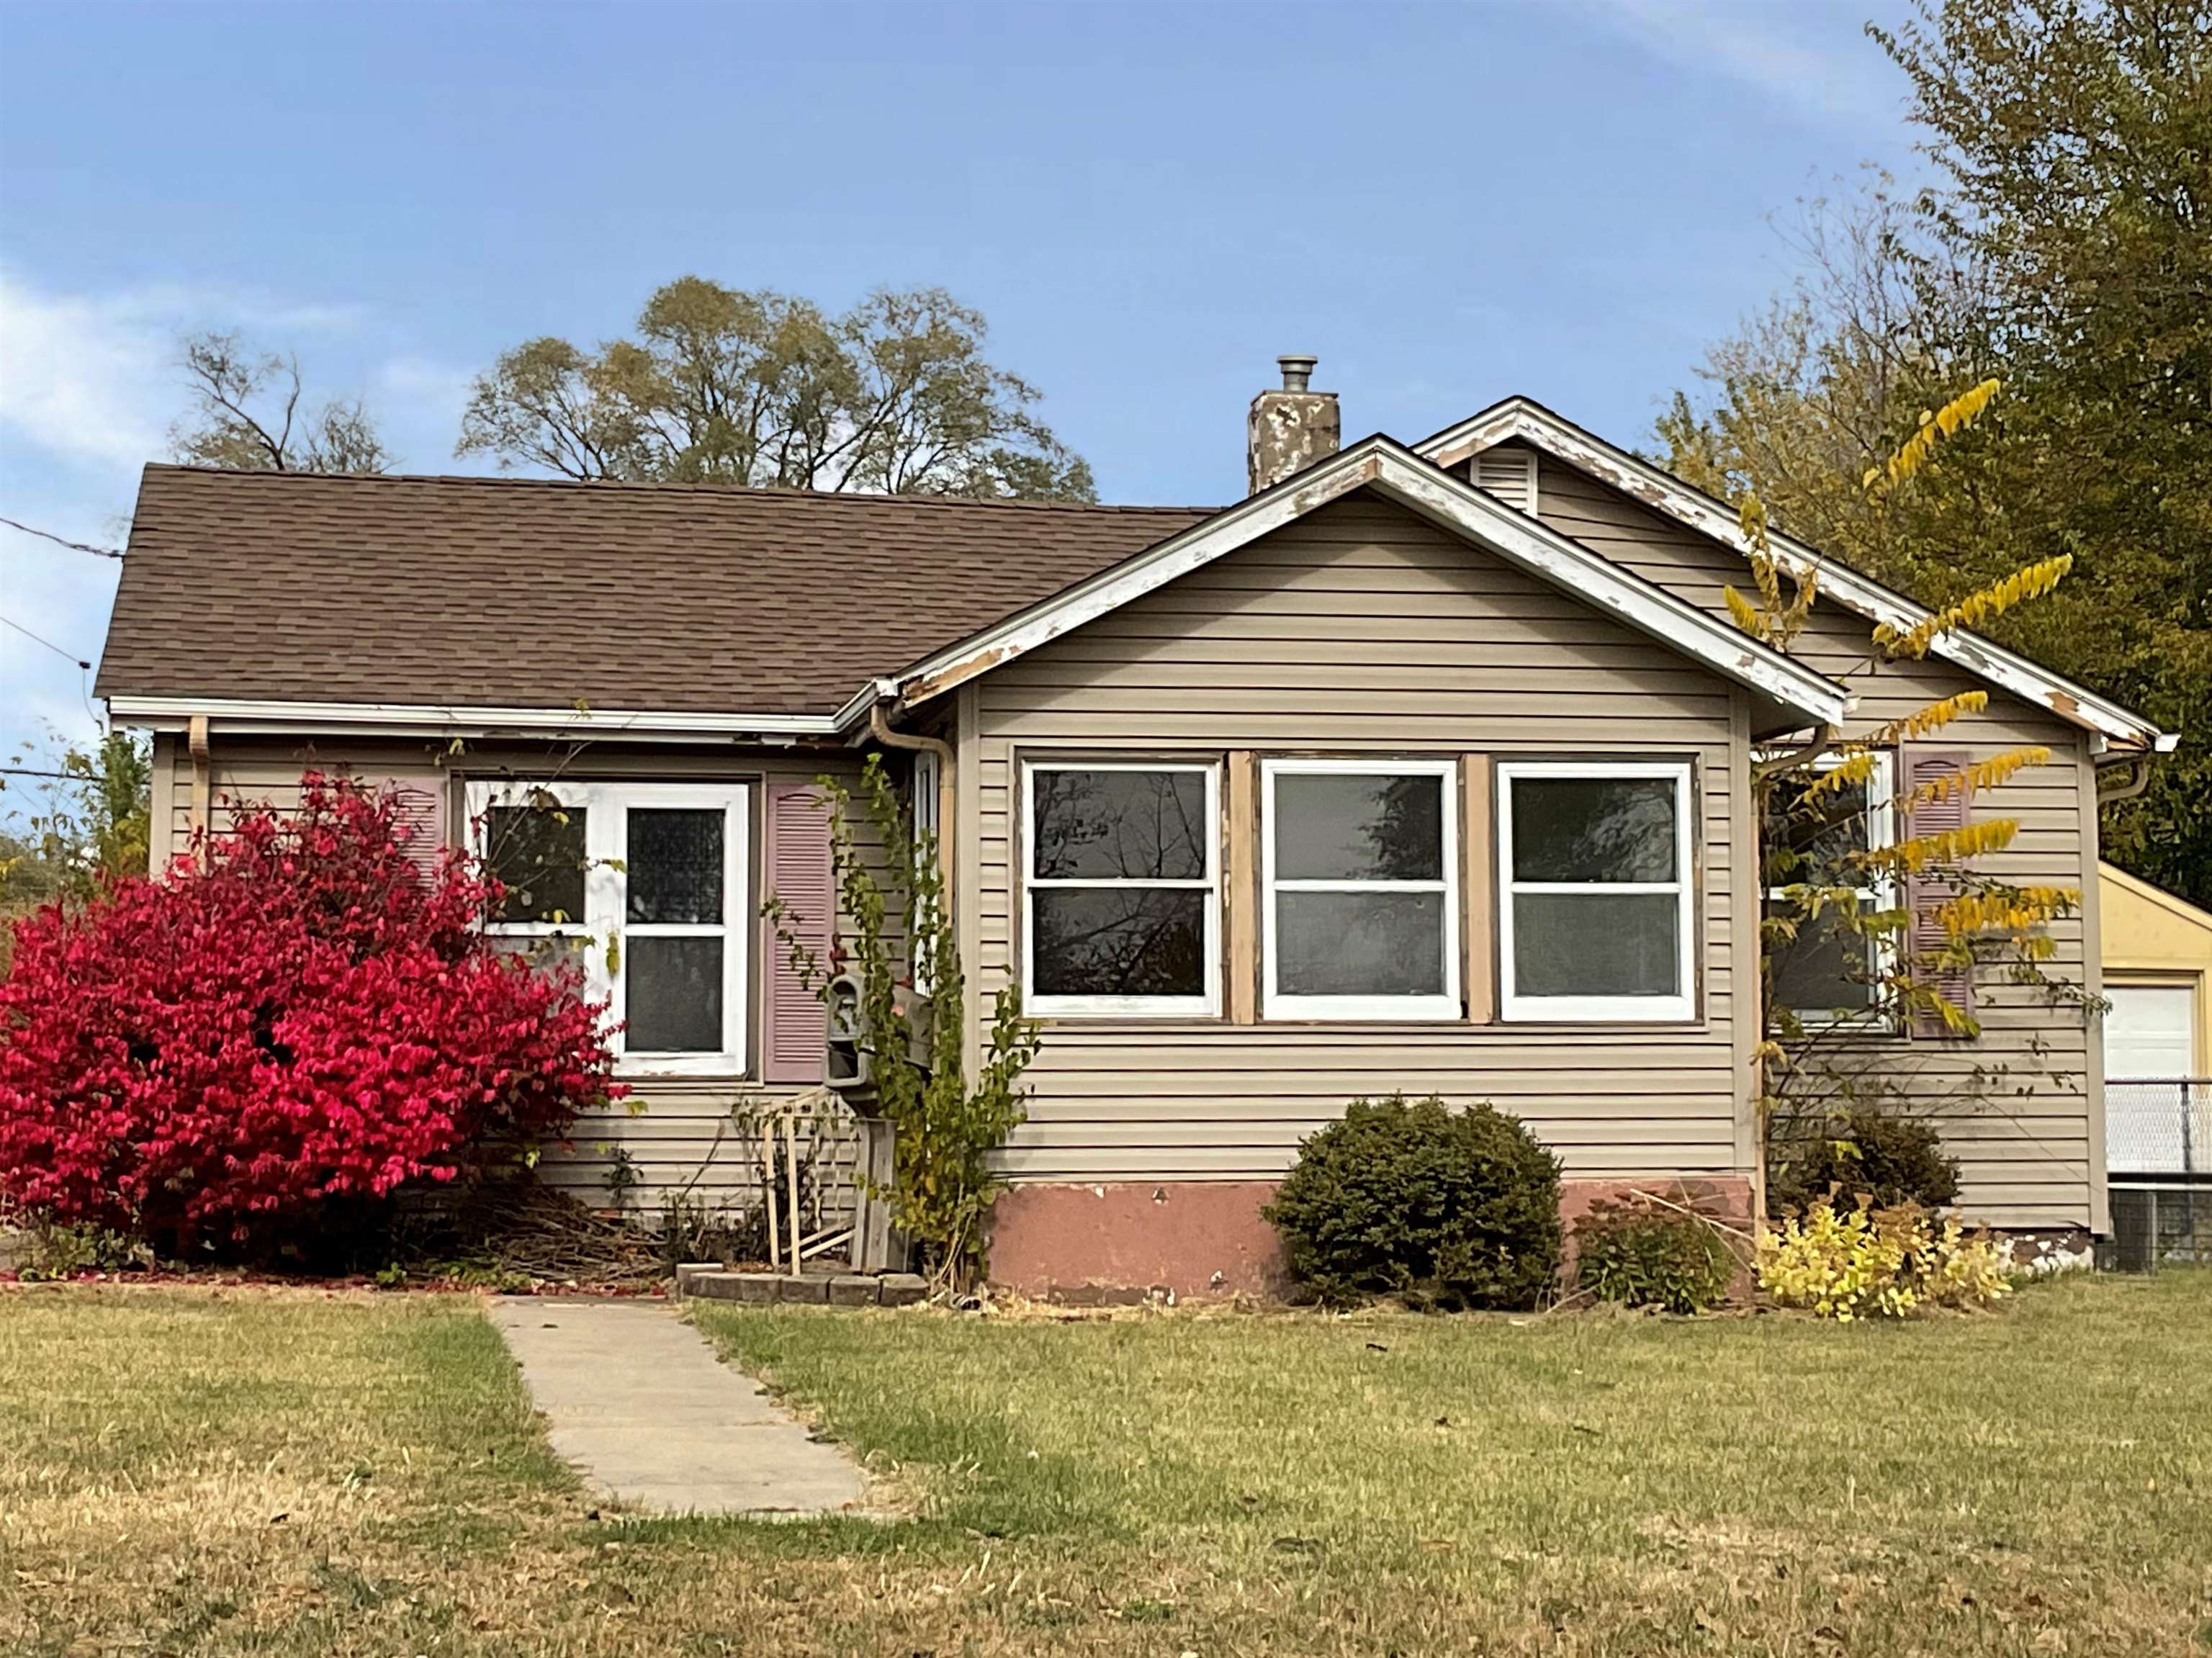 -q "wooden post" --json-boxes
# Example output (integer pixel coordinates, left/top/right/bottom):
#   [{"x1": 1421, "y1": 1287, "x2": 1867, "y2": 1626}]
[
  {"x1": 1226, "y1": 751, "x2": 1259, "y2": 1024},
  {"x1": 783, "y1": 1115, "x2": 803, "y2": 1276},
  {"x1": 851, "y1": 1117, "x2": 897, "y2": 1272},
  {"x1": 1461, "y1": 754, "x2": 1496, "y2": 1023}
]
